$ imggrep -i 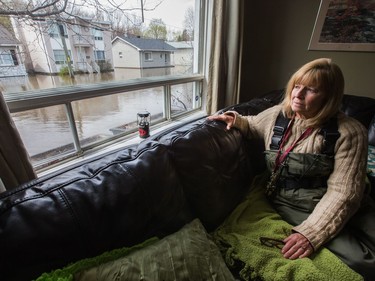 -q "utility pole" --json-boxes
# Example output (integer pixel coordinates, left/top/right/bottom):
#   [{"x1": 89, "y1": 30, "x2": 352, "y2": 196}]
[{"x1": 58, "y1": 22, "x2": 74, "y2": 78}]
